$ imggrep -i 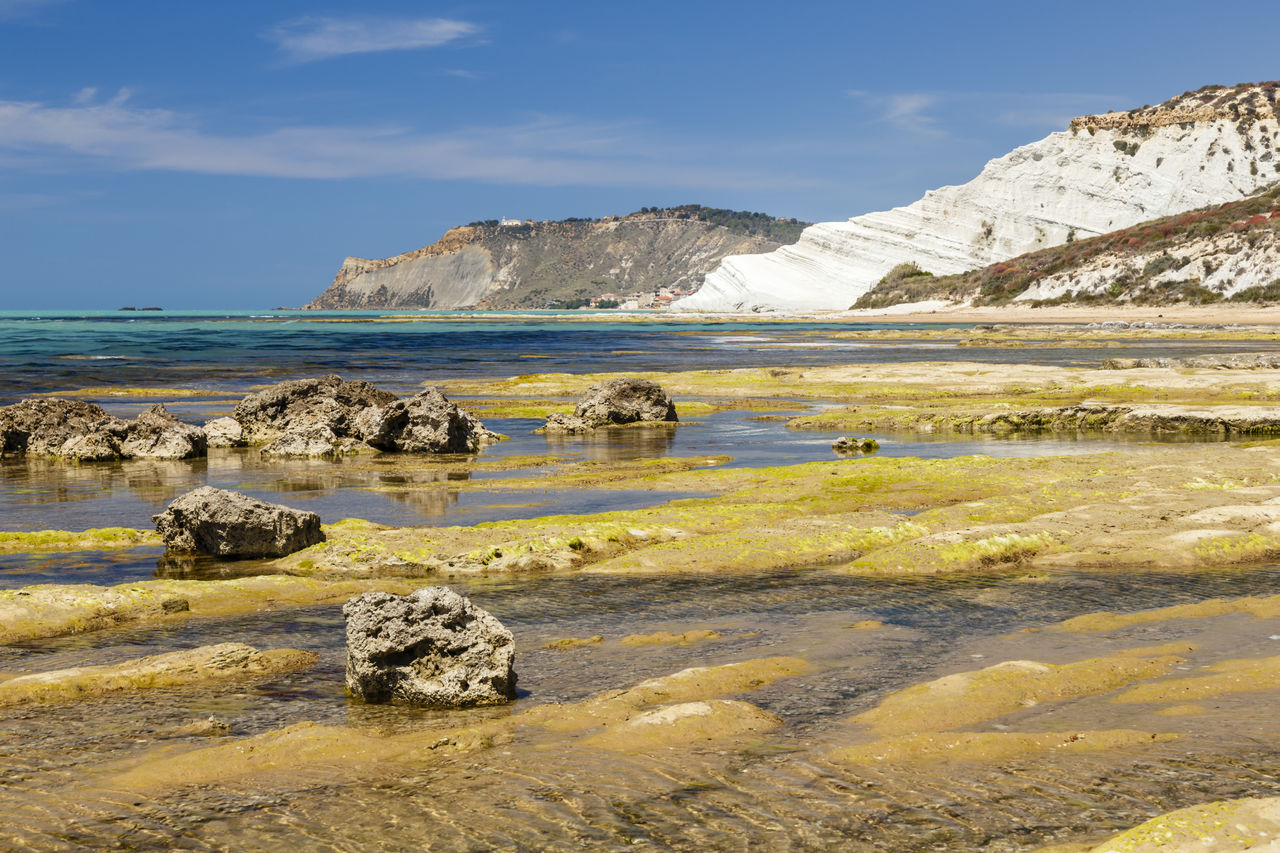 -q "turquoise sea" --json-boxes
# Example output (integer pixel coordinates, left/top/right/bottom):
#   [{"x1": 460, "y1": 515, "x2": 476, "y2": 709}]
[{"x1": 5, "y1": 309, "x2": 1275, "y2": 401}]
